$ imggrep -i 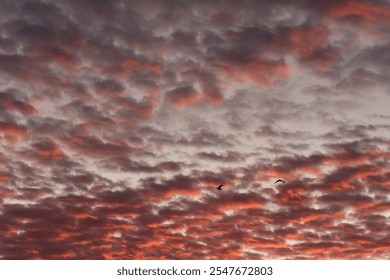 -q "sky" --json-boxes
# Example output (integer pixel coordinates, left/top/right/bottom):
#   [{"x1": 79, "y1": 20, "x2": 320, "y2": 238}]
[{"x1": 0, "y1": 0, "x2": 390, "y2": 260}]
